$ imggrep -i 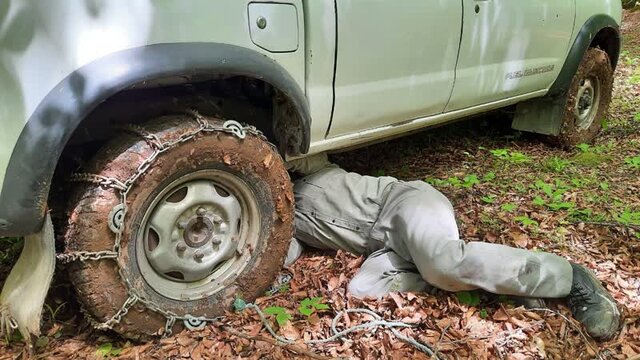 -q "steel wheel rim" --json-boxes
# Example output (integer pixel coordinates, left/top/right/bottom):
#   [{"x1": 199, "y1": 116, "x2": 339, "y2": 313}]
[
  {"x1": 574, "y1": 76, "x2": 601, "y2": 130},
  {"x1": 136, "y1": 169, "x2": 261, "y2": 301}
]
